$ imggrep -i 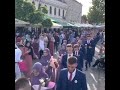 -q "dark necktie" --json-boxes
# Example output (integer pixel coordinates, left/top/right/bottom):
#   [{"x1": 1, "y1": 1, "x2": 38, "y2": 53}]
[
  {"x1": 75, "y1": 51, "x2": 77, "y2": 56},
  {"x1": 69, "y1": 72, "x2": 72, "y2": 81}
]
